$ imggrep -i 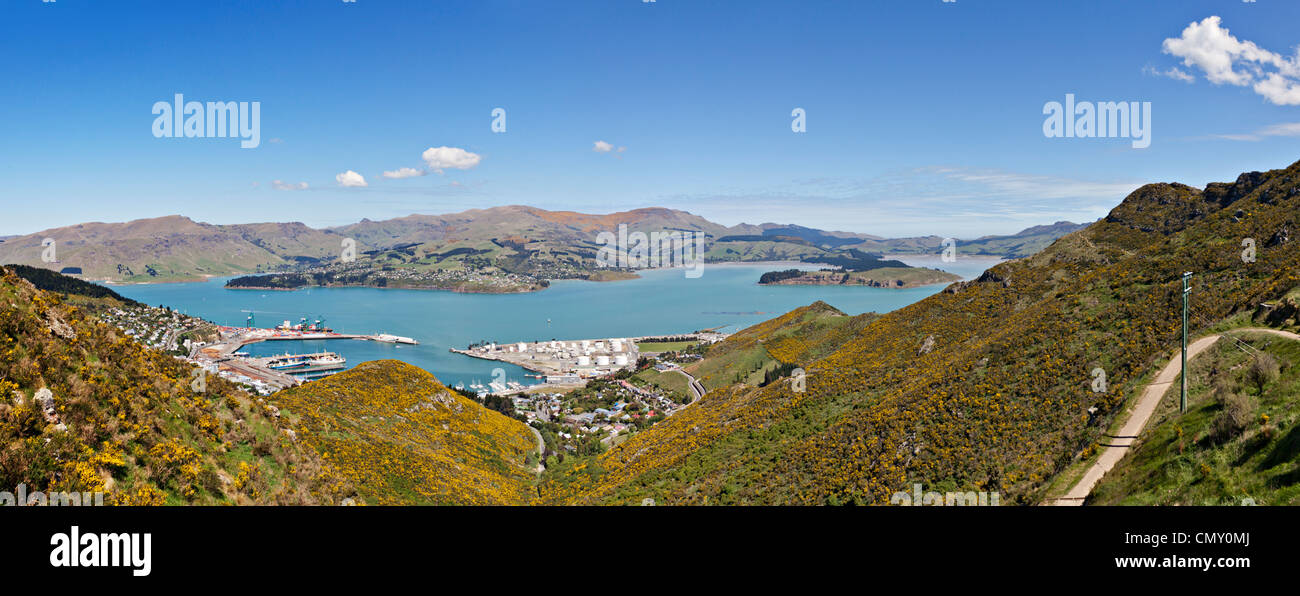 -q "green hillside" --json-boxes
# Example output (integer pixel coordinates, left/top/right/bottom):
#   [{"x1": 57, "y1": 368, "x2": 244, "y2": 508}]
[
  {"x1": 0, "y1": 266, "x2": 354, "y2": 505},
  {"x1": 1090, "y1": 326, "x2": 1300, "y2": 505},
  {"x1": 268, "y1": 360, "x2": 539, "y2": 505}
]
